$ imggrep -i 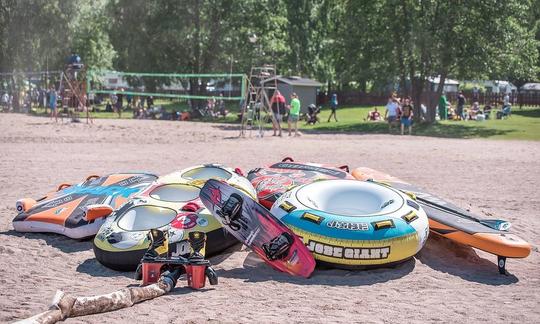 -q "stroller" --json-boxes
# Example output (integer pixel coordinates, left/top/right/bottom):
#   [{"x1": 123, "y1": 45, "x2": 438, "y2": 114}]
[{"x1": 305, "y1": 104, "x2": 321, "y2": 125}]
